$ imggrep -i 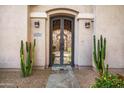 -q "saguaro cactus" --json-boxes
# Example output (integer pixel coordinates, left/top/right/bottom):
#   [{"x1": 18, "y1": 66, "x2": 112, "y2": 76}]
[
  {"x1": 20, "y1": 39, "x2": 36, "y2": 77},
  {"x1": 93, "y1": 35, "x2": 107, "y2": 76}
]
